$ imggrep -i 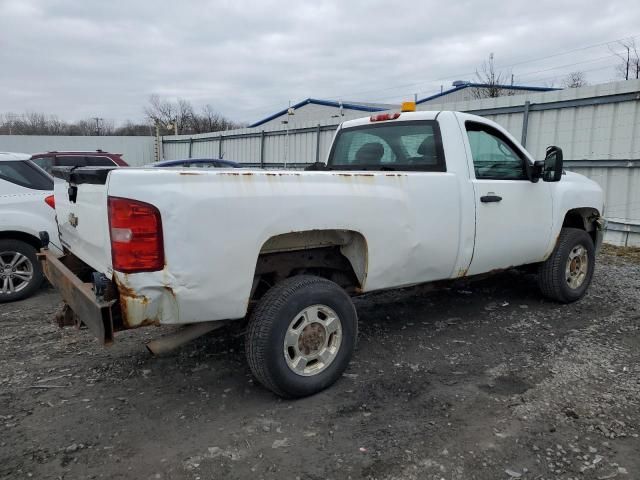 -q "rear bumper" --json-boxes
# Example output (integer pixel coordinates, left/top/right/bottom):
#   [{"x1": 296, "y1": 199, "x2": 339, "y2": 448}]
[{"x1": 38, "y1": 249, "x2": 118, "y2": 344}]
